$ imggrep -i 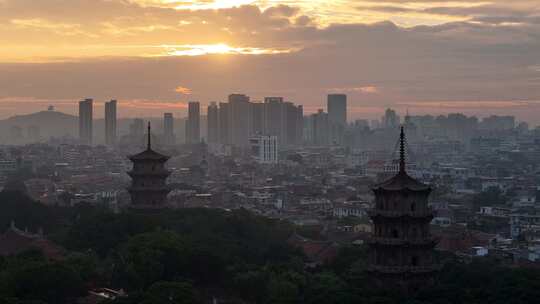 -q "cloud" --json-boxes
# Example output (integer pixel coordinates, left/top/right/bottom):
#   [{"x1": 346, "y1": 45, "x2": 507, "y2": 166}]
[
  {"x1": 174, "y1": 86, "x2": 193, "y2": 95},
  {"x1": 1, "y1": 0, "x2": 540, "y2": 123},
  {"x1": 328, "y1": 86, "x2": 380, "y2": 94}
]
